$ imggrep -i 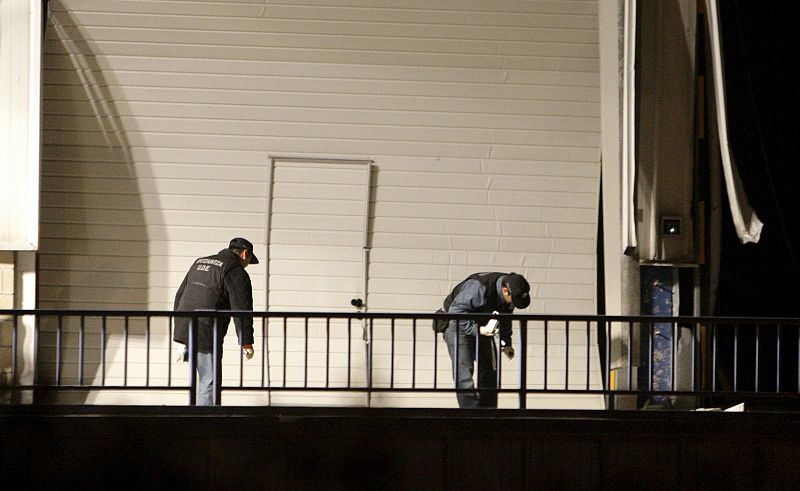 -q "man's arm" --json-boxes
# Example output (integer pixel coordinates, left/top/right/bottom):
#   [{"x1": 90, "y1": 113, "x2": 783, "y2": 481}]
[
  {"x1": 224, "y1": 267, "x2": 255, "y2": 346},
  {"x1": 173, "y1": 273, "x2": 188, "y2": 310},
  {"x1": 499, "y1": 314, "x2": 513, "y2": 347},
  {"x1": 447, "y1": 279, "x2": 486, "y2": 336}
]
